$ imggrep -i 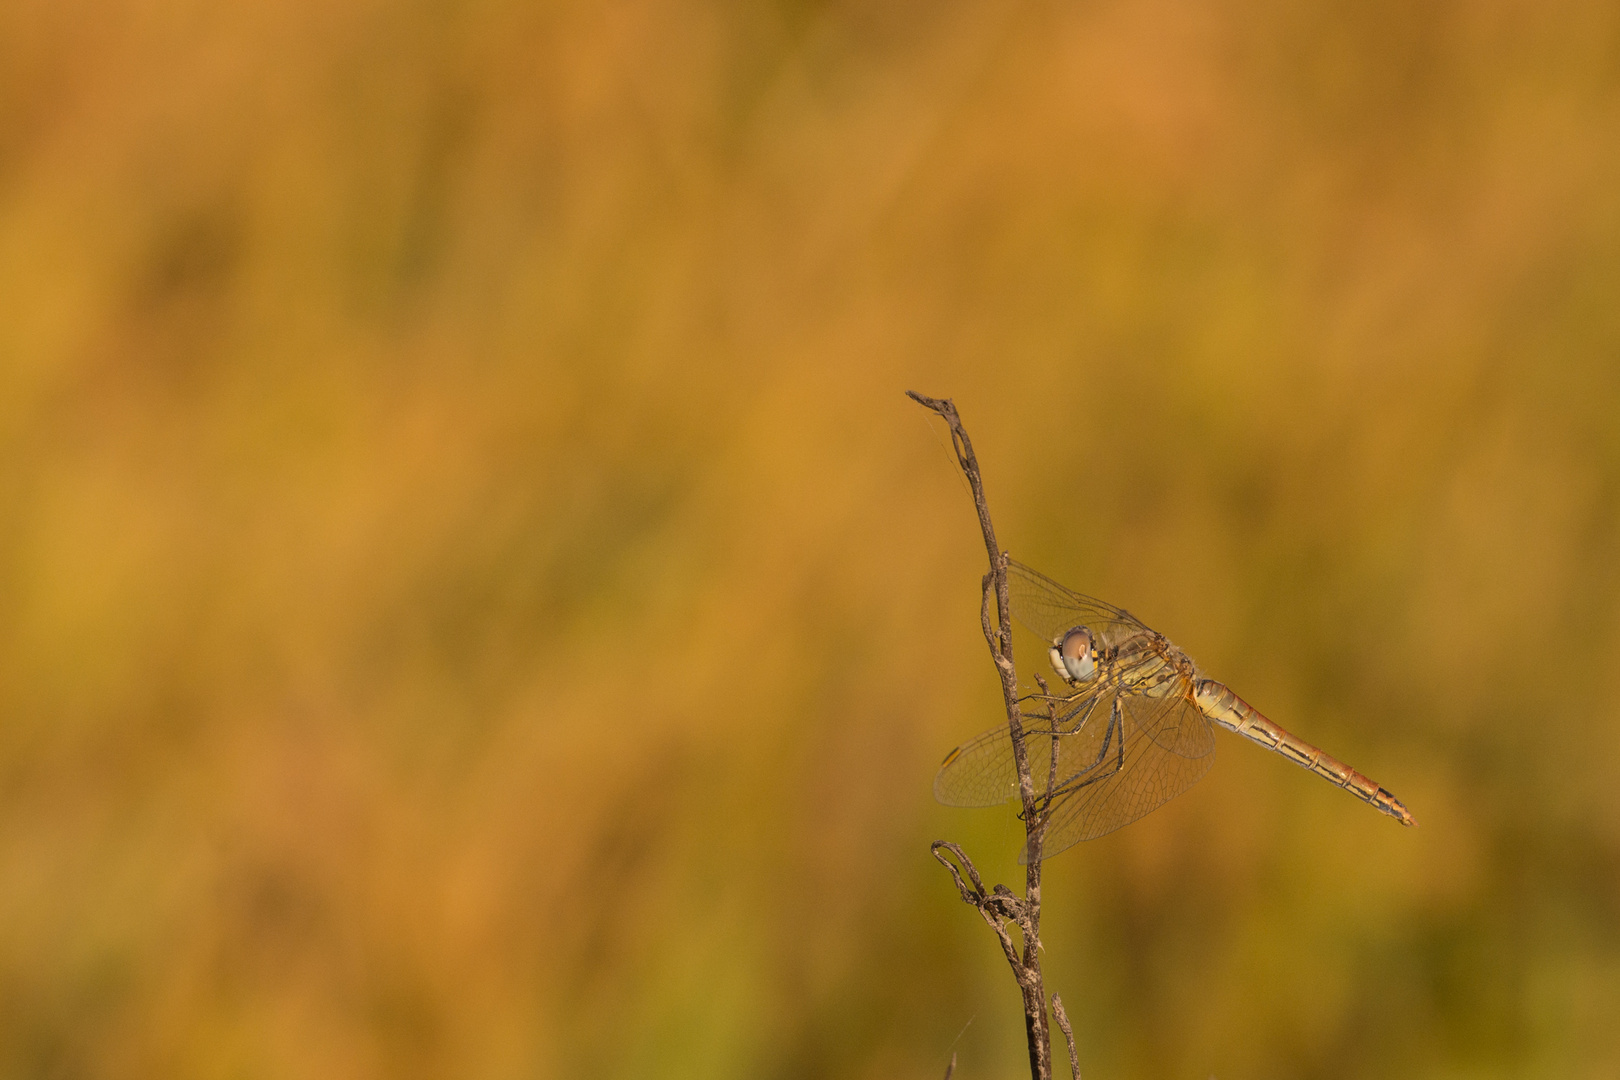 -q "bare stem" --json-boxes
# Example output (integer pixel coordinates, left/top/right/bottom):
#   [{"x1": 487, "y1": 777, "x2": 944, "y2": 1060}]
[
  {"x1": 909, "y1": 391, "x2": 1052, "y2": 1080},
  {"x1": 1052, "y1": 994, "x2": 1080, "y2": 1080}
]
